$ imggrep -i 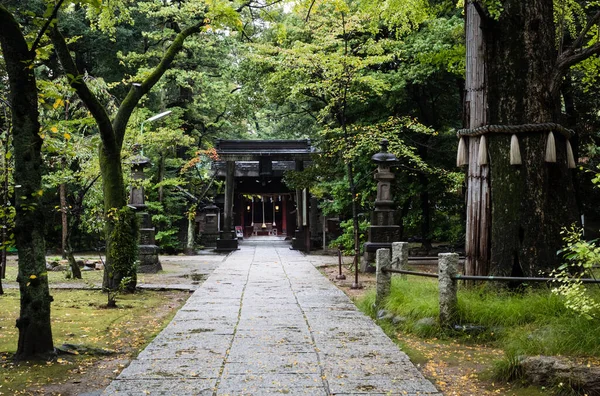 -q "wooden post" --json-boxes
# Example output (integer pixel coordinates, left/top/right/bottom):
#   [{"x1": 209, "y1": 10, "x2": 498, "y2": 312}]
[{"x1": 464, "y1": 1, "x2": 491, "y2": 278}]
